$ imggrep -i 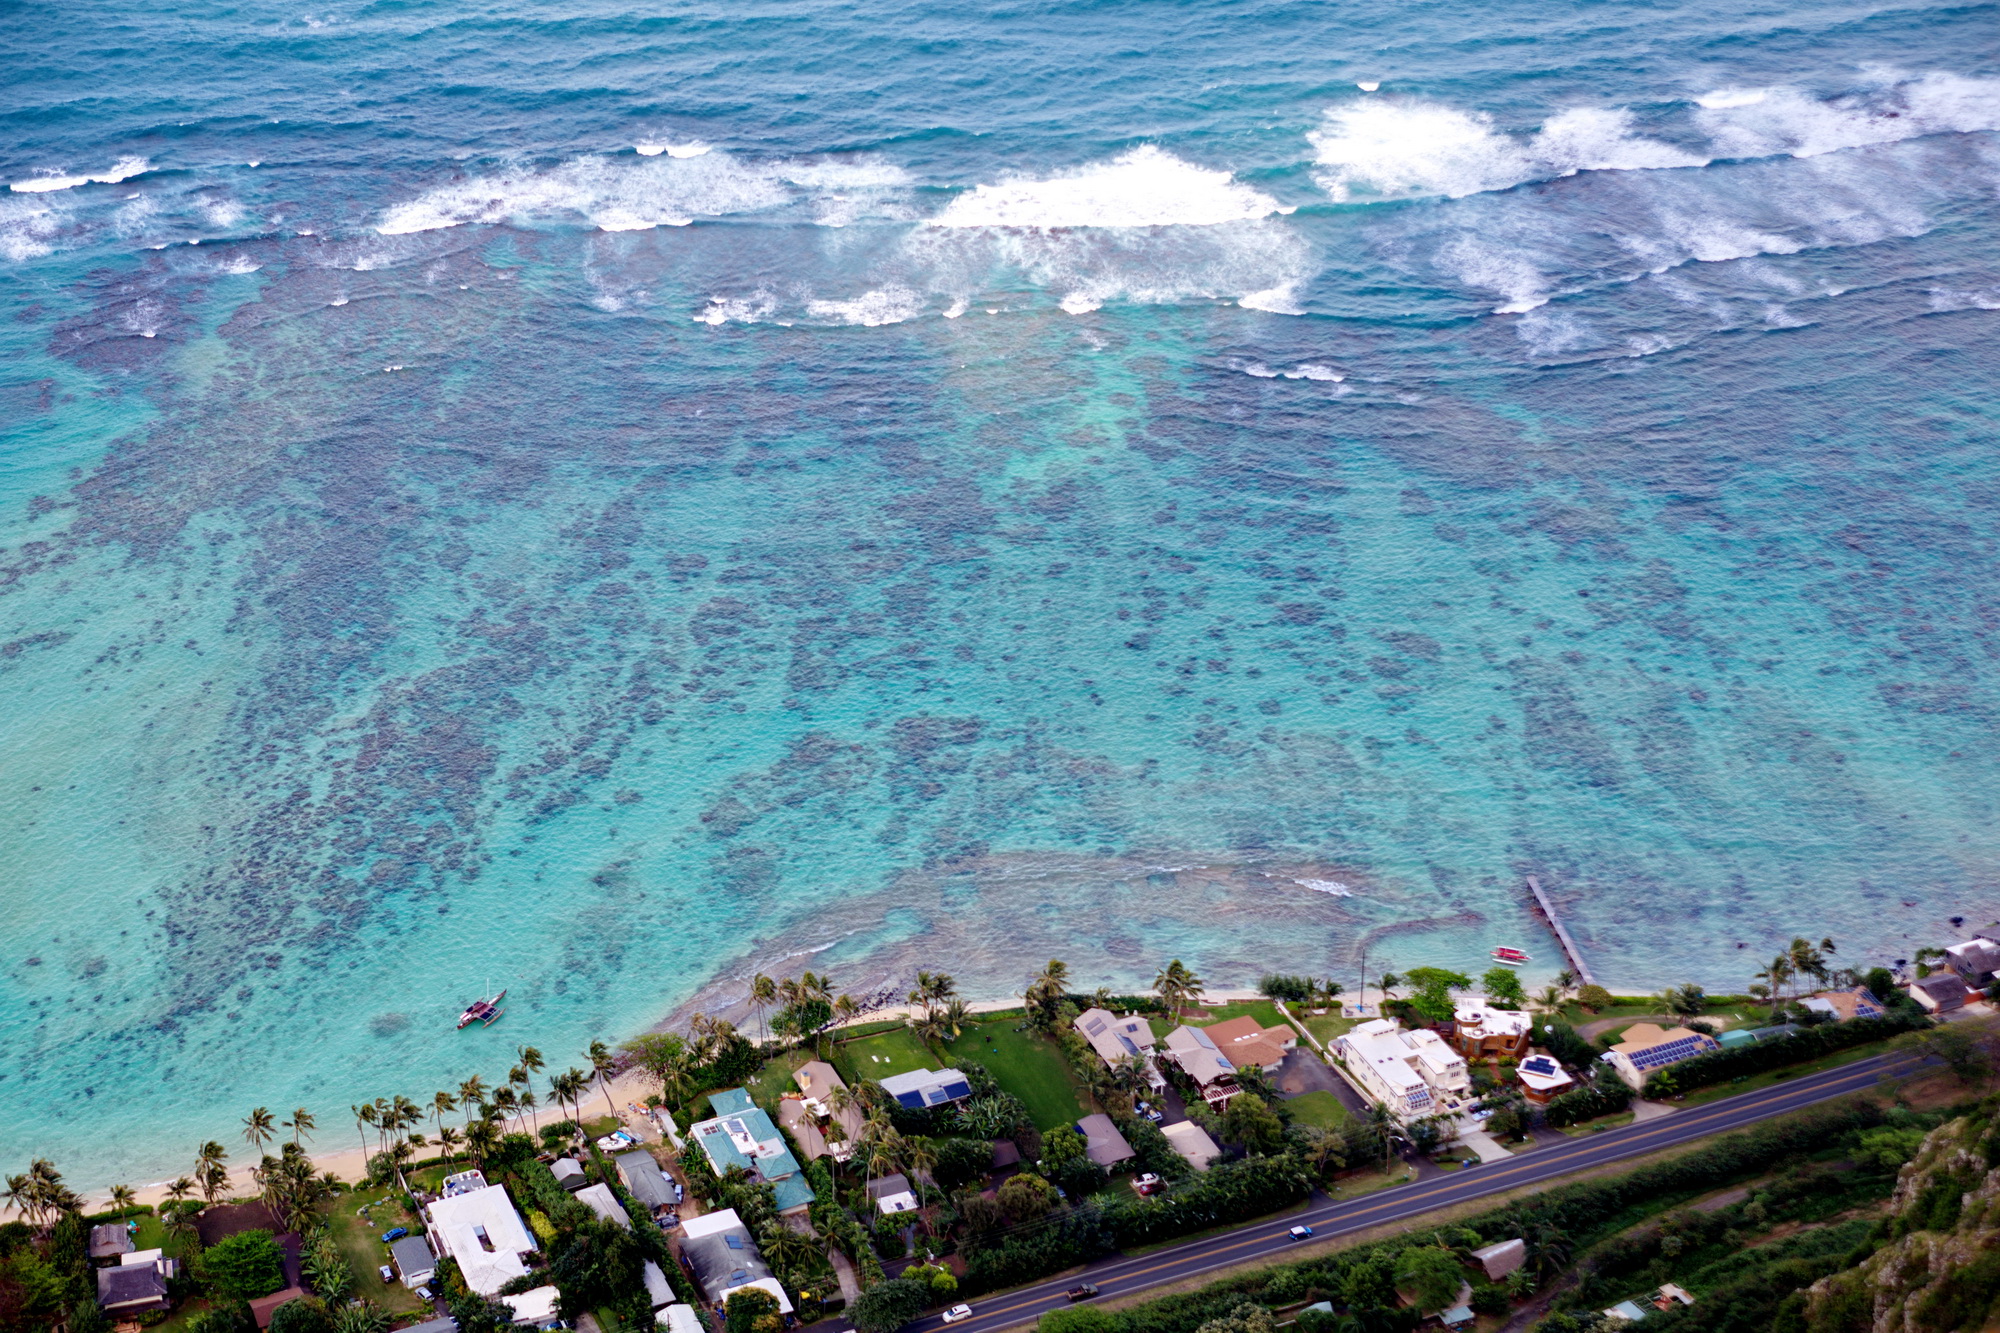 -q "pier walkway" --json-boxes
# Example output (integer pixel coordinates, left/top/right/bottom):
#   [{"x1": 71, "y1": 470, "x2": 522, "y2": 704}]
[{"x1": 1527, "y1": 875, "x2": 1597, "y2": 987}]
